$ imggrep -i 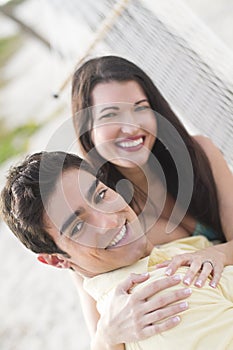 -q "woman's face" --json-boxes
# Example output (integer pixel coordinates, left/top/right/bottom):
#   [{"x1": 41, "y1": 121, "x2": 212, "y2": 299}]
[
  {"x1": 44, "y1": 167, "x2": 147, "y2": 277},
  {"x1": 90, "y1": 80, "x2": 157, "y2": 169}
]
